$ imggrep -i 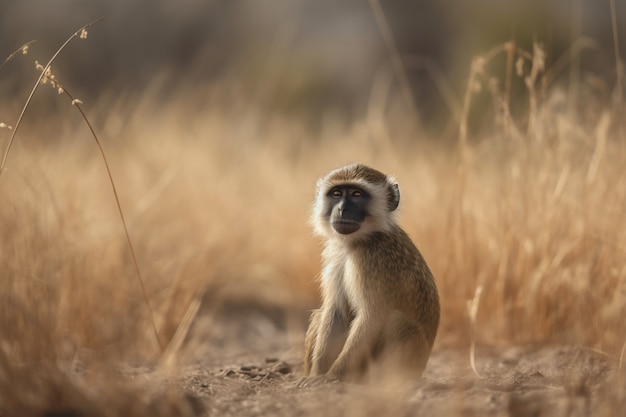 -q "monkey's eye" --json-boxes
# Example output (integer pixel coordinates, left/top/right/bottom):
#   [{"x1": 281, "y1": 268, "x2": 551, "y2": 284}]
[
  {"x1": 351, "y1": 190, "x2": 363, "y2": 198},
  {"x1": 330, "y1": 189, "x2": 343, "y2": 198}
]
